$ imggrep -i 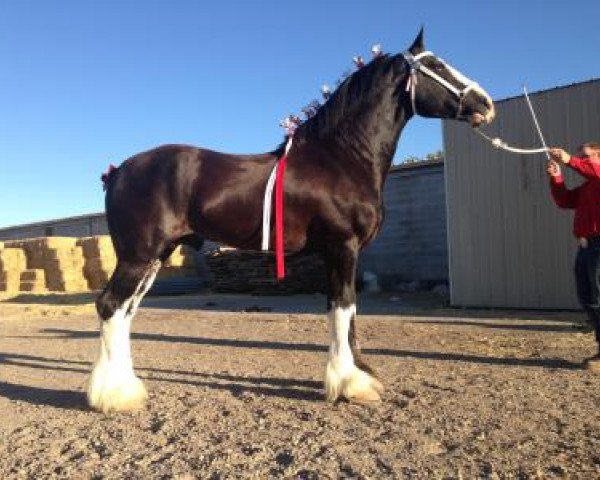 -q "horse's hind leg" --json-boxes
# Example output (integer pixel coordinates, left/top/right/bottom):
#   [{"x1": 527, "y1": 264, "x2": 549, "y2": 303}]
[
  {"x1": 323, "y1": 241, "x2": 384, "y2": 403},
  {"x1": 87, "y1": 258, "x2": 161, "y2": 413}
]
